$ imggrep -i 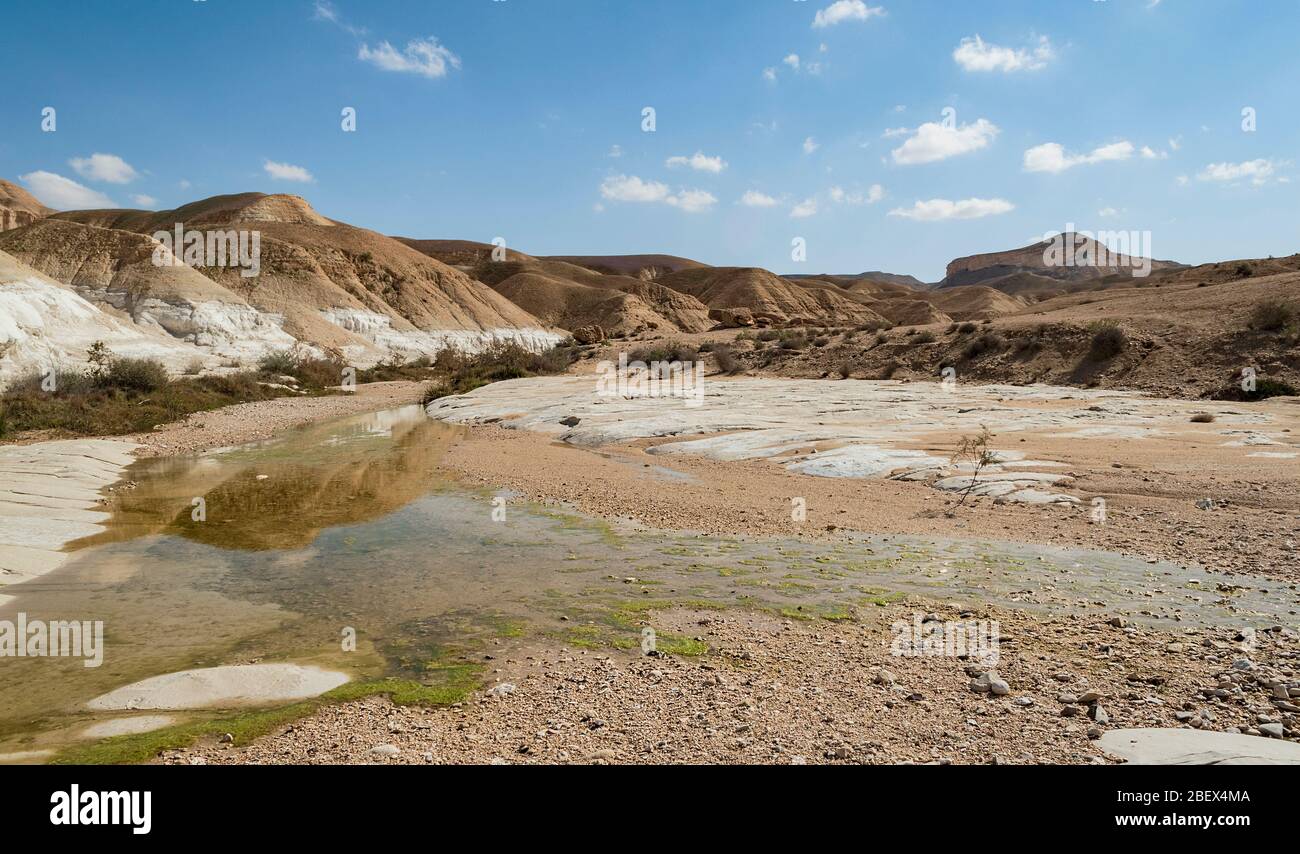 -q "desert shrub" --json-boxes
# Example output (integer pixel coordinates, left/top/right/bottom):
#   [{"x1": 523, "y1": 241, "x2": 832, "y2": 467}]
[
  {"x1": 99, "y1": 357, "x2": 169, "y2": 392},
  {"x1": 0, "y1": 368, "x2": 287, "y2": 438},
  {"x1": 697, "y1": 341, "x2": 716, "y2": 353},
  {"x1": 812, "y1": 336, "x2": 830, "y2": 348},
  {"x1": 628, "y1": 341, "x2": 699, "y2": 364},
  {"x1": 1235, "y1": 262, "x2": 1253, "y2": 278},
  {"x1": 1249, "y1": 298, "x2": 1295, "y2": 332},
  {"x1": 877, "y1": 360, "x2": 900, "y2": 380},
  {"x1": 778, "y1": 336, "x2": 808, "y2": 351},
  {"x1": 957, "y1": 322, "x2": 977, "y2": 335},
  {"x1": 1087, "y1": 321, "x2": 1127, "y2": 360},
  {"x1": 963, "y1": 331, "x2": 1005, "y2": 359},
  {"x1": 837, "y1": 360, "x2": 855, "y2": 379},
  {"x1": 756, "y1": 329, "x2": 780, "y2": 341},
  {"x1": 946, "y1": 324, "x2": 958, "y2": 334},
  {"x1": 421, "y1": 342, "x2": 576, "y2": 403},
  {"x1": 1189, "y1": 412, "x2": 1215, "y2": 423},
  {"x1": 257, "y1": 349, "x2": 300, "y2": 376},
  {"x1": 874, "y1": 331, "x2": 889, "y2": 346},
  {"x1": 183, "y1": 358, "x2": 204, "y2": 376},
  {"x1": 913, "y1": 330, "x2": 937, "y2": 344},
  {"x1": 712, "y1": 344, "x2": 741, "y2": 374},
  {"x1": 1211, "y1": 377, "x2": 1298, "y2": 402}
]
